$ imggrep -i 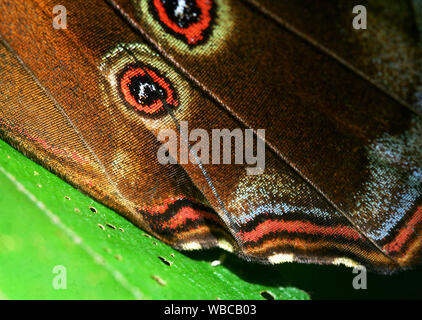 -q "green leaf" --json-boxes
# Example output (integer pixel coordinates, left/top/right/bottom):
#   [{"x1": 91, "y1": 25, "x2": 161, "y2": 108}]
[{"x1": 0, "y1": 139, "x2": 309, "y2": 300}]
